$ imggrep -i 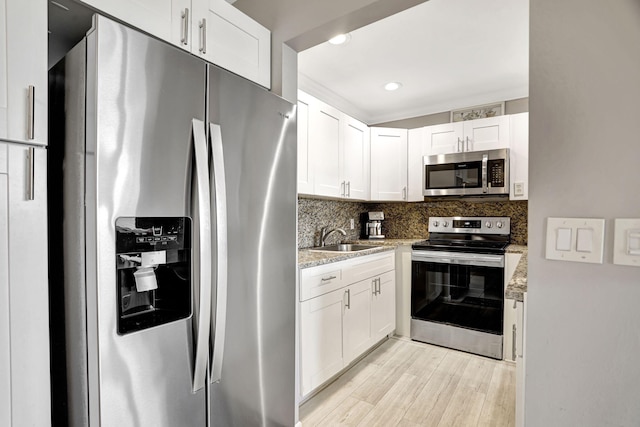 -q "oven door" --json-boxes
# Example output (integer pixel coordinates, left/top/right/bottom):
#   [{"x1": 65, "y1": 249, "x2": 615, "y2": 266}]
[{"x1": 411, "y1": 250, "x2": 504, "y2": 335}]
